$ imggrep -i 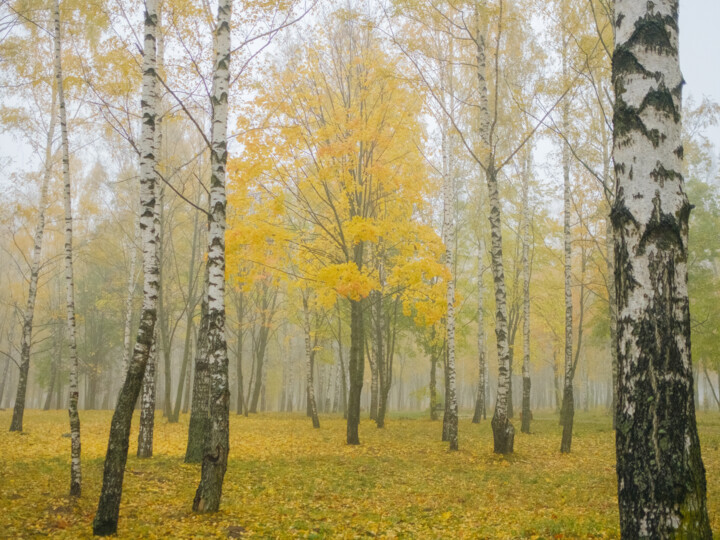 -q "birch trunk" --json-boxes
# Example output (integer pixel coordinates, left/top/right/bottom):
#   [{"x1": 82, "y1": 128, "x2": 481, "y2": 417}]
[
  {"x1": 51, "y1": 0, "x2": 82, "y2": 496},
  {"x1": 9, "y1": 69, "x2": 56, "y2": 433},
  {"x1": 612, "y1": 1, "x2": 711, "y2": 535},
  {"x1": 137, "y1": 328, "x2": 157, "y2": 458},
  {"x1": 560, "y1": 98, "x2": 574, "y2": 452},
  {"x1": 520, "y1": 155, "x2": 532, "y2": 434},
  {"x1": 137, "y1": 174, "x2": 162, "y2": 457},
  {"x1": 476, "y1": 0, "x2": 513, "y2": 452},
  {"x1": 92, "y1": 0, "x2": 158, "y2": 532},
  {"x1": 441, "y1": 112, "x2": 458, "y2": 451},
  {"x1": 472, "y1": 239, "x2": 487, "y2": 423},
  {"x1": 302, "y1": 294, "x2": 320, "y2": 428},
  {"x1": 192, "y1": 0, "x2": 231, "y2": 512}
]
